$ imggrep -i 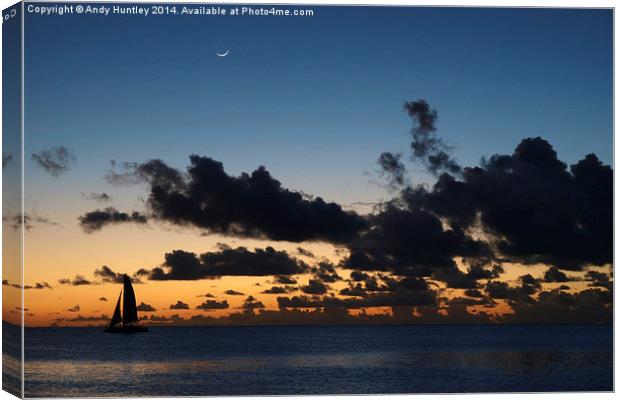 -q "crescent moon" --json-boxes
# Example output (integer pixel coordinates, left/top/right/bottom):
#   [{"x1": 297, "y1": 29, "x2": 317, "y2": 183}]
[{"x1": 216, "y1": 49, "x2": 230, "y2": 57}]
